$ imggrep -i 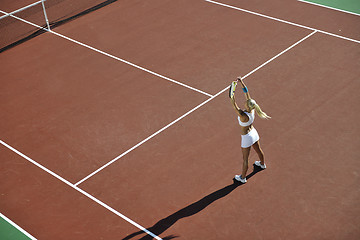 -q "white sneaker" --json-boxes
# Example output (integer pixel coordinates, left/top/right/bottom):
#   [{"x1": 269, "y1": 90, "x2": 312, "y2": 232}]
[
  {"x1": 255, "y1": 161, "x2": 266, "y2": 169},
  {"x1": 235, "y1": 175, "x2": 247, "y2": 183}
]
